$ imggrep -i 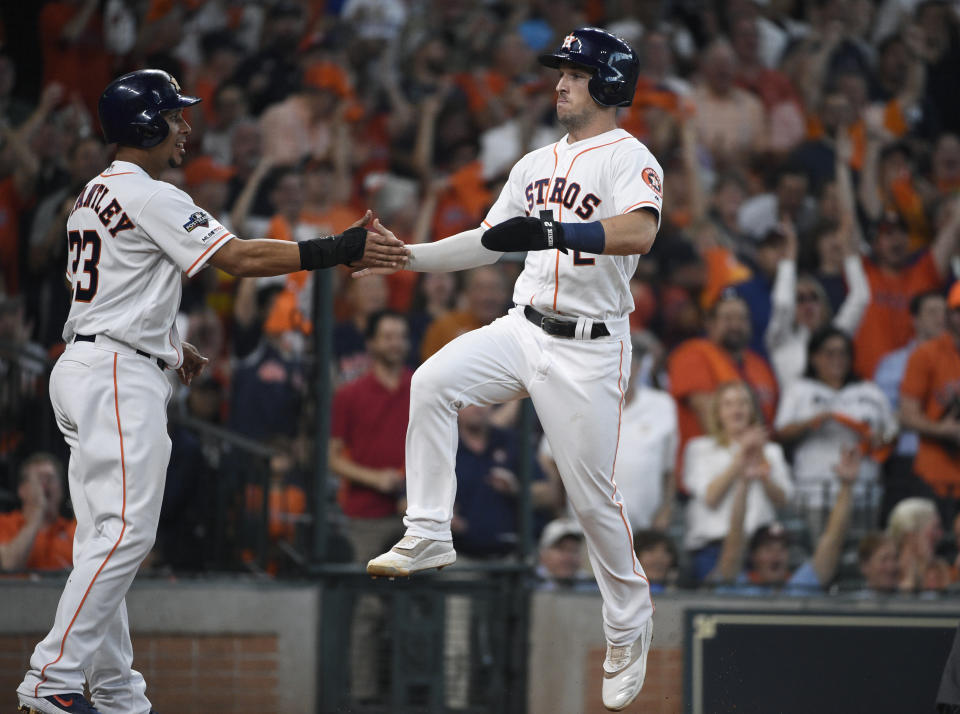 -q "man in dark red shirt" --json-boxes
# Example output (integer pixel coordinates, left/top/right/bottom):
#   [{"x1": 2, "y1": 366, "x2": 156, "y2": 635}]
[
  {"x1": 330, "y1": 309, "x2": 411, "y2": 700},
  {"x1": 330, "y1": 308, "x2": 412, "y2": 558}
]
